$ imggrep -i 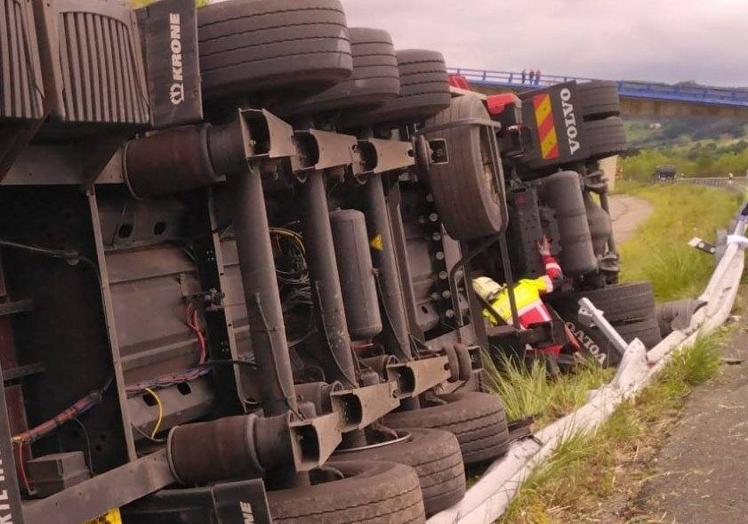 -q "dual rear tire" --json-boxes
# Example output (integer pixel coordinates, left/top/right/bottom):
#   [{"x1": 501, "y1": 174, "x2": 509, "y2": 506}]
[
  {"x1": 333, "y1": 428, "x2": 465, "y2": 517},
  {"x1": 198, "y1": 0, "x2": 353, "y2": 99},
  {"x1": 384, "y1": 391, "x2": 510, "y2": 465},
  {"x1": 268, "y1": 461, "x2": 426, "y2": 523}
]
